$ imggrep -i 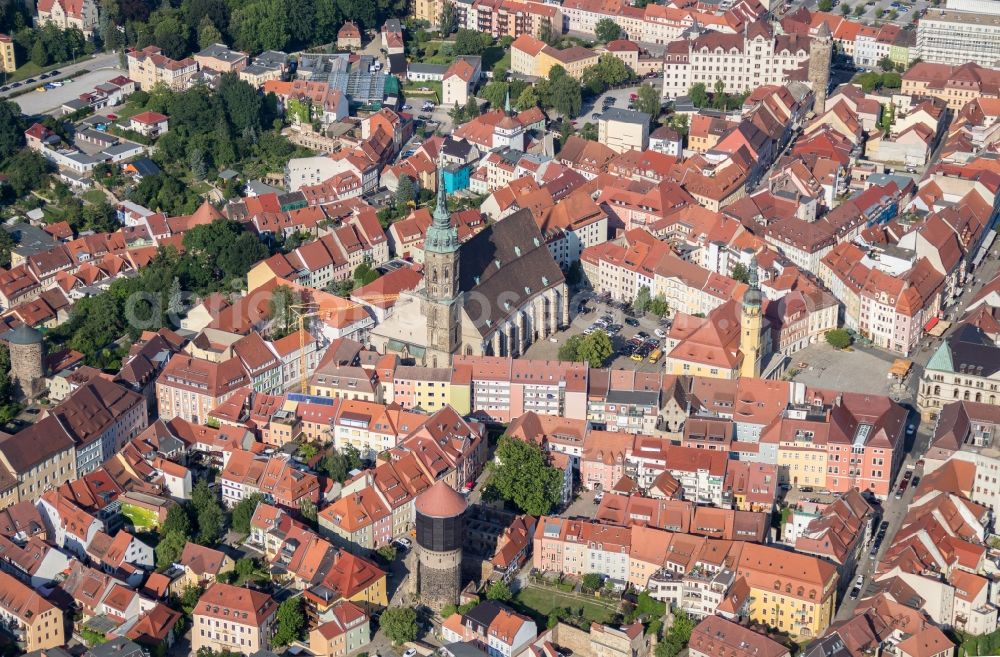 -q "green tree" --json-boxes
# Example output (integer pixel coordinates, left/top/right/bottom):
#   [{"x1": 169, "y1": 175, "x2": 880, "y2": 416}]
[
  {"x1": 633, "y1": 285, "x2": 651, "y2": 313},
  {"x1": 668, "y1": 112, "x2": 689, "y2": 136},
  {"x1": 300, "y1": 498, "x2": 318, "y2": 524},
  {"x1": 0, "y1": 100, "x2": 26, "y2": 161},
  {"x1": 731, "y1": 262, "x2": 749, "y2": 283},
  {"x1": 30, "y1": 38, "x2": 48, "y2": 66},
  {"x1": 453, "y1": 28, "x2": 488, "y2": 55},
  {"x1": 82, "y1": 199, "x2": 118, "y2": 233},
  {"x1": 581, "y1": 572, "x2": 603, "y2": 591},
  {"x1": 162, "y1": 504, "x2": 193, "y2": 538},
  {"x1": 273, "y1": 597, "x2": 306, "y2": 647},
  {"x1": 817, "y1": 0, "x2": 833, "y2": 9},
  {"x1": 486, "y1": 580, "x2": 512, "y2": 601},
  {"x1": 379, "y1": 606, "x2": 419, "y2": 645},
  {"x1": 648, "y1": 293, "x2": 668, "y2": 317},
  {"x1": 268, "y1": 284, "x2": 301, "y2": 338},
  {"x1": 155, "y1": 530, "x2": 189, "y2": 569},
  {"x1": 480, "y1": 80, "x2": 509, "y2": 109},
  {"x1": 320, "y1": 446, "x2": 363, "y2": 482},
  {"x1": 0, "y1": 230, "x2": 15, "y2": 269},
  {"x1": 376, "y1": 544, "x2": 397, "y2": 562},
  {"x1": 515, "y1": 85, "x2": 540, "y2": 111},
  {"x1": 854, "y1": 4, "x2": 865, "y2": 15},
  {"x1": 826, "y1": 328, "x2": 853, "y2": 349},
  {"x1": 179, "y1": 584, "x2": 204, "y2": 614},
  {"x1": 580, "y1": 122, "x2": 598, "y2": 141},
  {"x1": 881, "y1": 71, "x2": 902, "y2": 89},
  {"x1": 712, "y1": 78, "x2": 727, "y2": 109},
  {"x1": 353, "y1": 260, "x2": 380, "y2": 287},
  {"x1": 439, "y1": 0, "x2": 456, "y2": 34},
  {"x1": 635, "y1": 82, "x2": 660, "y2": 119},
  {"x1": 558, "y1": 334, "x2": 583, "y2": 361},
  {"x1": 395, "y1": 175, "x2": 417, "y2": 214},
  {"x1": 231, "y1": 0, "x2": 290, "y2": 53},
  {"x1": 577, "y1": 330, "x2": 613, "y2": 367},
  {"x1": 840, "y1": 2, "x2": 851, "y2": 13},
  {"x1": 549, "y1": 74, "x2": 582, "y2": 118},
  {"x1": 689, "y1": 82, "x2": 708, "y2": 108},
  {"x1": 595, "y1": 17, "x2": 621, "y2": 42},
  {"x1": 487, "y1": 435, "x2": 564, "y2": 516},
  {"x1": 230, "y1": 493, "x2": 264, "y2": 535},
  {"x1": 197, "y1": 502, "x2": 224, "y2": 545}
]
